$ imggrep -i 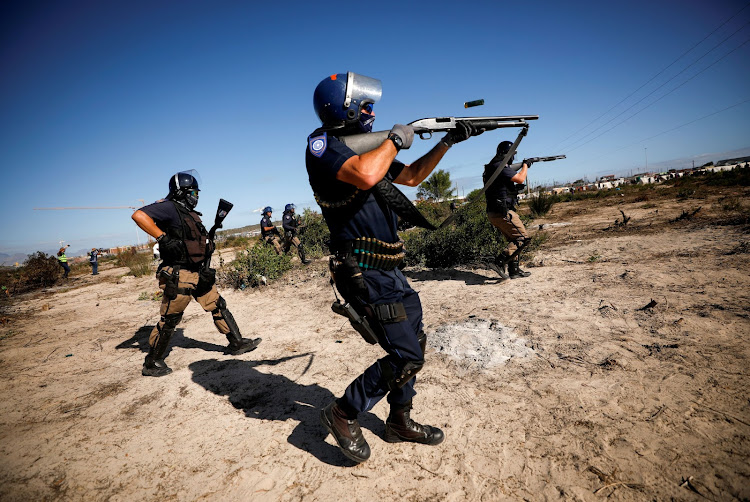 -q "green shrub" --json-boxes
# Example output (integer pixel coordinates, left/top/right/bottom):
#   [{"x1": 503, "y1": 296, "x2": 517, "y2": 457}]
[
  {"x1": 218, "y1": 234, "x2": 250, "y2": 249},
  {"x1": 403, "y1": 194, "x2": 508, "y2": 268},
  {"x1": 299, "y1": 209, "x2": 330, "y2": 258},
  {"x1": 116, "y1": 249, "x2": 153, "y2": 277},
  {"x1": 527, "y1": 191, "x2": 556, "y2": 217},
  {"x1": 221, "y1": 243, "x2": 292, "y2": 289}
]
